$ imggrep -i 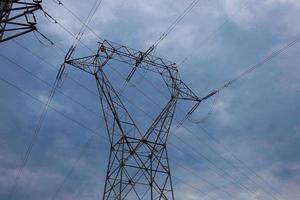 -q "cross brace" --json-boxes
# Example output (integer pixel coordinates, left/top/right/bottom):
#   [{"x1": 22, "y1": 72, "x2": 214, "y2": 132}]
[
  {"x1": 63, "y1": 39, "x2": 203, "y2": 200},
  {"x1": 0, "y1": 0, "x2": 42, "y2": 43}
]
